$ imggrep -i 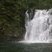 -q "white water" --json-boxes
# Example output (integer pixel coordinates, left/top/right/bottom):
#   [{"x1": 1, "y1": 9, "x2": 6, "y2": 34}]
[{"x1": 19, "y1": 9, "x2": 52, "y2": 43}]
